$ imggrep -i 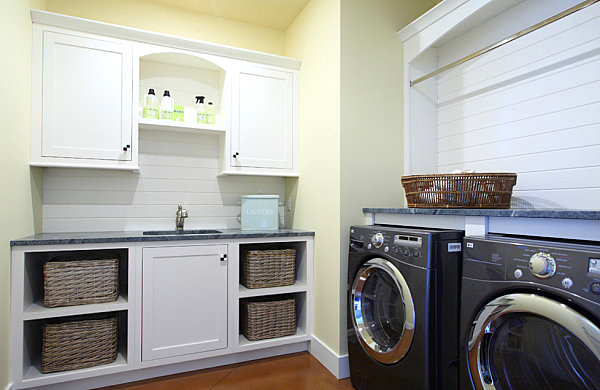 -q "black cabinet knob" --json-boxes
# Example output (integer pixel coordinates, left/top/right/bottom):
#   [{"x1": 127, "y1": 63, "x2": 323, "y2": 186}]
[
  {"x1": 123, "y1": 144, "x2": 131, "y2": 151},
  {"x1": 233, "y1": 152, "x2": 239, "y2": 158}
]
